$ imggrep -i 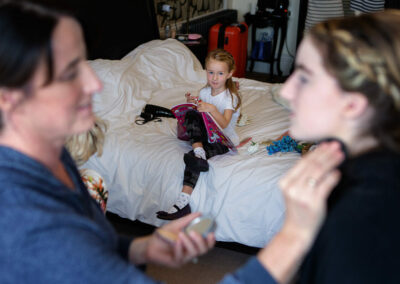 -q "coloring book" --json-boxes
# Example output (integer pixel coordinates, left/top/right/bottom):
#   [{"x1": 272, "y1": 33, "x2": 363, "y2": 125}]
[{"x1": 171, "y1": 103, "x2": 237, "y2": 152}]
